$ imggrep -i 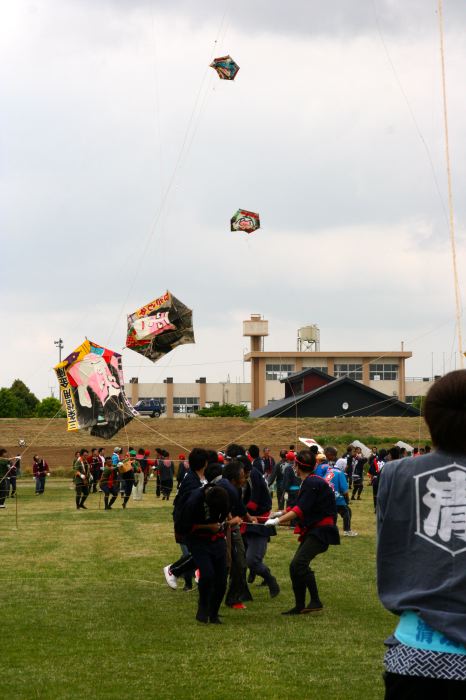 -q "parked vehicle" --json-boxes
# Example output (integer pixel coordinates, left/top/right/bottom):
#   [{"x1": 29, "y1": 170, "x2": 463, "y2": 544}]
[{"x1": 134, "y1": 399, "x2": 163, "y2": 417}]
